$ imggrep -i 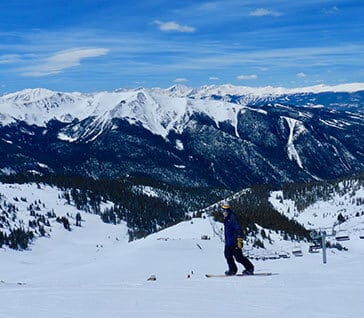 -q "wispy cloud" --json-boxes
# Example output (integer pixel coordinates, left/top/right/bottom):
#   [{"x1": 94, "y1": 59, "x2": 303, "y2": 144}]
[
  {"x1": 170, "y1": 44, "x2": 364, "y2": 72},
  {"x1": 237, "y1": 74, "x2": 257, "y2": 80},
  {"x1": 296, "y1": 72, "x2": 306, "y2": 78},
  {"x1": 174, "y1": 78, "x2": 188, "y2": 83},
  {"x1": 21, "y1": 48, "x2": 109, "y2": 77},
  {"x1": 2, "y1": 20, "x2": 363, "y2": 89},
  {"x1": 153, "y1": 20, "x2": 196, "y2": 33},
  {"x1": 196, "y1": 2, "x2": 220, "y2": 12},
  {"x1": 0, "y1": 54, "x2": 21, "y2": 64},
  {"x1": 249, "y1": 8, "x2": 282, "y2": 17},
  {"x1": 323, "y1": 6, "x2": 339, "y2": 15}
]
